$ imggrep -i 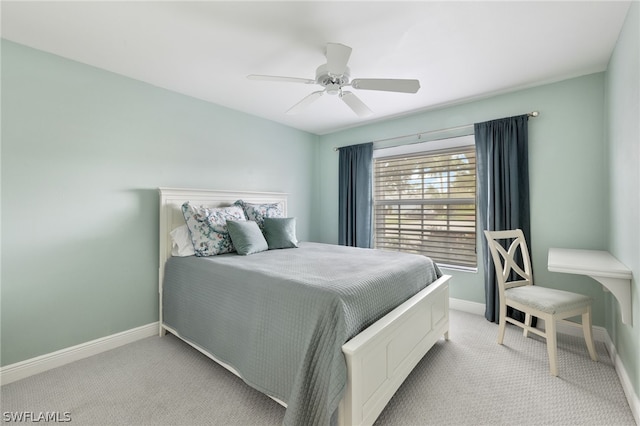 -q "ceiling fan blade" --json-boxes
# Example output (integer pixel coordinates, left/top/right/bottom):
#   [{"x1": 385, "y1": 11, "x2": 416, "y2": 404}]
[
  {"x1": 286, "y1": 91, "x2": 324, "y2": 114},
  {"x1": 351, "y1": 78, "x2": 420, "y2": 93},
  {"x1": 326, "y1": 43, "x2": 352, "y2": 76},
  {"x1": 340, "y1": 91, "x2": 373, "y2": 117},
  {"x1": 247, "y1": 74, "x2": 316, "y2": 84}
]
